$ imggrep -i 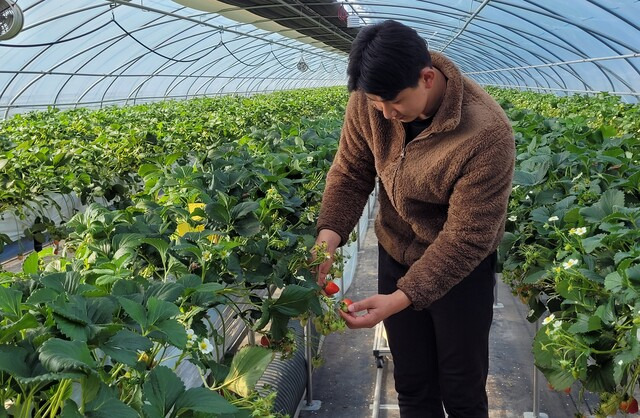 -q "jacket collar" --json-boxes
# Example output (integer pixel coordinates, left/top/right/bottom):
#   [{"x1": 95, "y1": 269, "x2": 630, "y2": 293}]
[{"x1": 424, "y1": 52, "x2": 464, "y2": 135}]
